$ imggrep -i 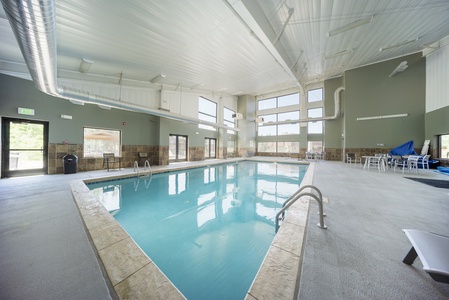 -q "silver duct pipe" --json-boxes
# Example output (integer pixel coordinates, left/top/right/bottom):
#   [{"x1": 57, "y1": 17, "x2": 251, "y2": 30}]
[
  {"x1": 2, "y1": 0, "x2": 59, "y2": 95},
  {"x1": 1, "y1": 0, "x2": 236, "y2": 131},
  {"x1": 298, "y1": 86, "x2": 344, "y2": 122}
]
